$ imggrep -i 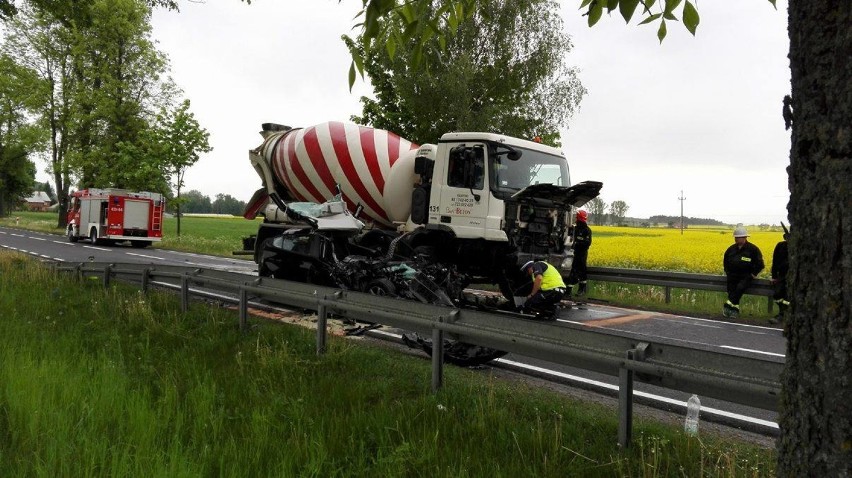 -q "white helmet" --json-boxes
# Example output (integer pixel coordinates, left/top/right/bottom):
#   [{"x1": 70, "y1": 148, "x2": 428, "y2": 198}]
[
  {"x1": 520, "y1": 260, "x2": 535, "y2": 272},
  {"x1": 733, "y1": 227, "x2": 749, "y2": 238}
]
